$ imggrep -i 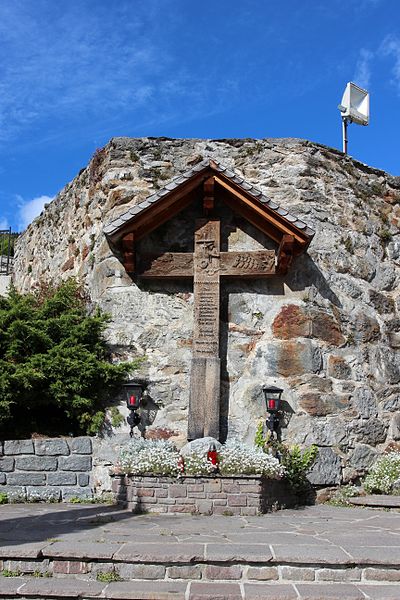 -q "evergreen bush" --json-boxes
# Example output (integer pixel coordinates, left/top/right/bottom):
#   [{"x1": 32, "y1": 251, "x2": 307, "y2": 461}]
[{"x1": 0, "y1": 280, "x2": 131, "y2": 437}]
